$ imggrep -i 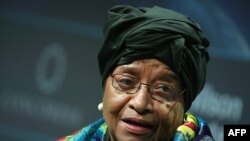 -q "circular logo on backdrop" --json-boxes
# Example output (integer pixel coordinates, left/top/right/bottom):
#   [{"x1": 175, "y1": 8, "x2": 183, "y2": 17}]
[{"x1": 35, "y1": 43, "x2": 67, "y2": 95}]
